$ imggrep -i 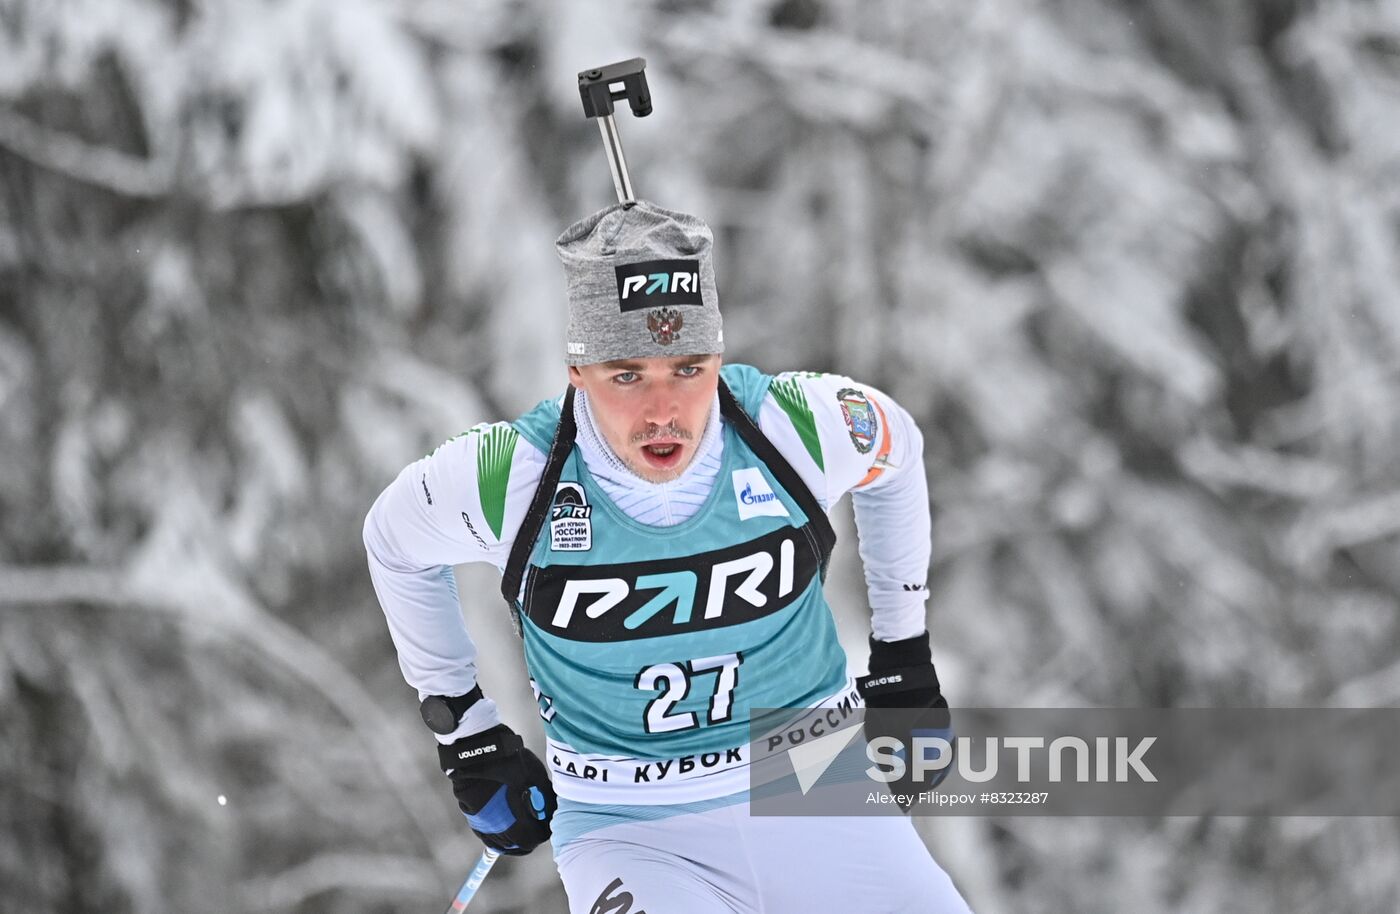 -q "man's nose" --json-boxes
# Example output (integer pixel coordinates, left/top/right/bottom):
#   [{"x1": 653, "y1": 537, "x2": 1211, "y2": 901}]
[{"x1": 641, "y1": 381, "x2": 680, "y2": 427}]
